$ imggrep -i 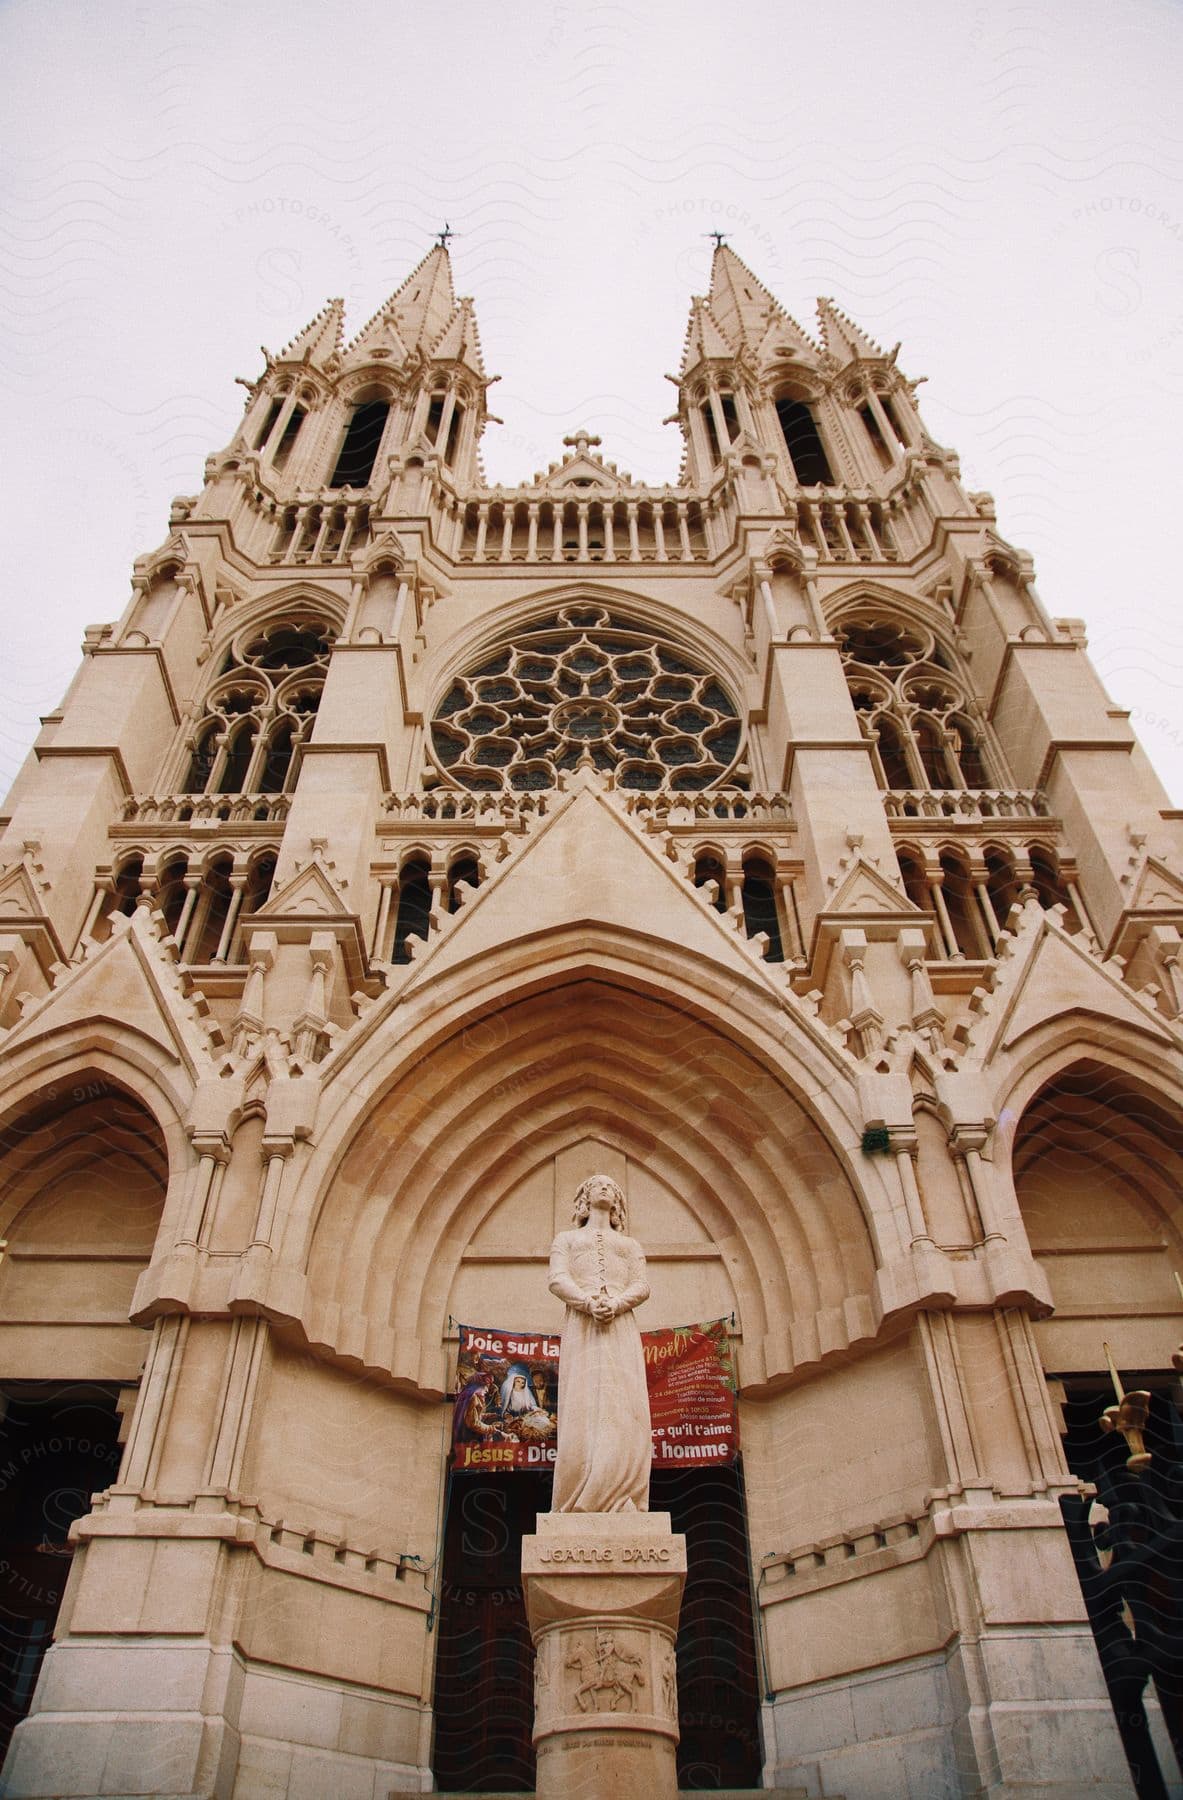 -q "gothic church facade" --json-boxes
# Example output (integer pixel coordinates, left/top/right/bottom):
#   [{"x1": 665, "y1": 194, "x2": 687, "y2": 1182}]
[{"x1": 0, "y1": 243, "x2": 1180, "y2": 1798}]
